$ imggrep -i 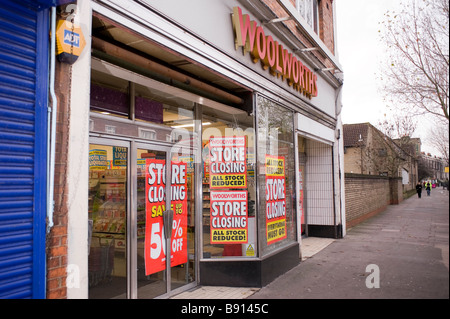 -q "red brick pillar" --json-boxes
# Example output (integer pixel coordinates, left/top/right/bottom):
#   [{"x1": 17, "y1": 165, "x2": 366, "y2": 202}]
[{"x1": 46, "y1": 60, "x2": 71, "y2": 299}]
